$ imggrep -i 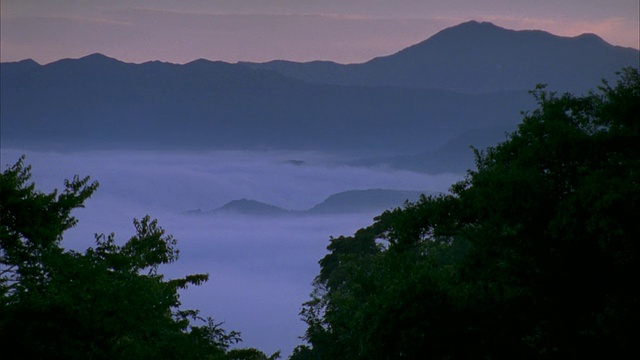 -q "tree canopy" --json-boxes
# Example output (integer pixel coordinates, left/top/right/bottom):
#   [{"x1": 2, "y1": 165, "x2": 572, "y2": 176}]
[
  {"x1": 2, "y1": 68, "x2": 637, "y2": 360},
  {"x1": 292, "y1": 68, "x2": 640, "y2": 359},
  {"x1": 0, "y1": 156, "x2": 278, "y2": 359}
]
